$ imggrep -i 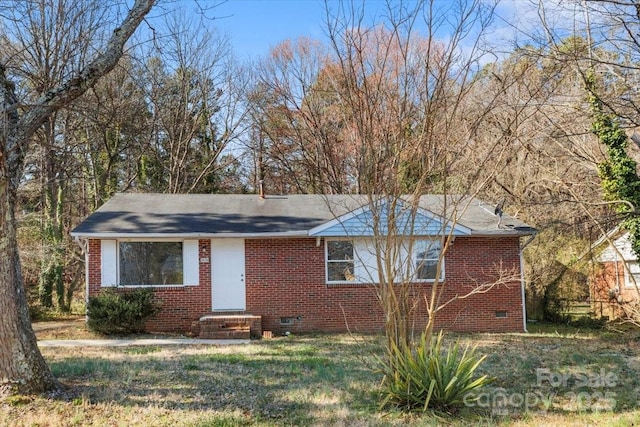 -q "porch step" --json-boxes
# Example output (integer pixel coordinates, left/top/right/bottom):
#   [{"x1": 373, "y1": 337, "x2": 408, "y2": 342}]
[
  {"x1": 200, "y1": 324, "x2": 250, "y2": 340},
  {"x1": 193, "y1": 314, "x2": 262, "y2": 339}
]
